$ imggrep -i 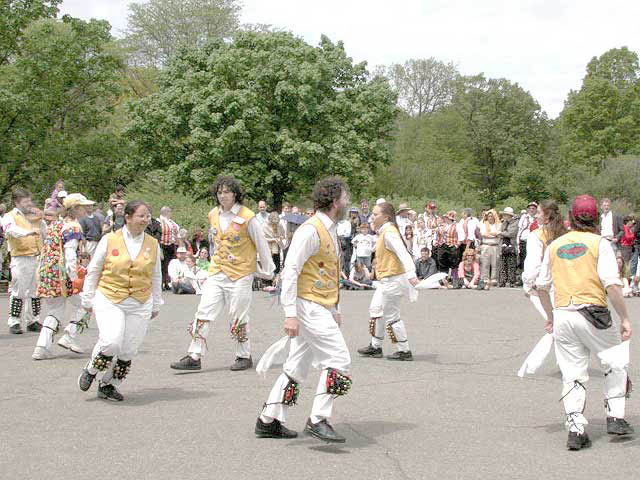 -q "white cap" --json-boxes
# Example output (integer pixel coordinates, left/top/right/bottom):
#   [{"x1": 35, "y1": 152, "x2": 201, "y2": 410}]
[
  {"x1": 57, "y1": 190, "x2": 68, "y2": 198},
  {"x1": 376, "y1": 198, "x2": 386, "y2": 205},
  {"x1": 176, "y1": 247, "x2": 187, "y2": 253}
]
